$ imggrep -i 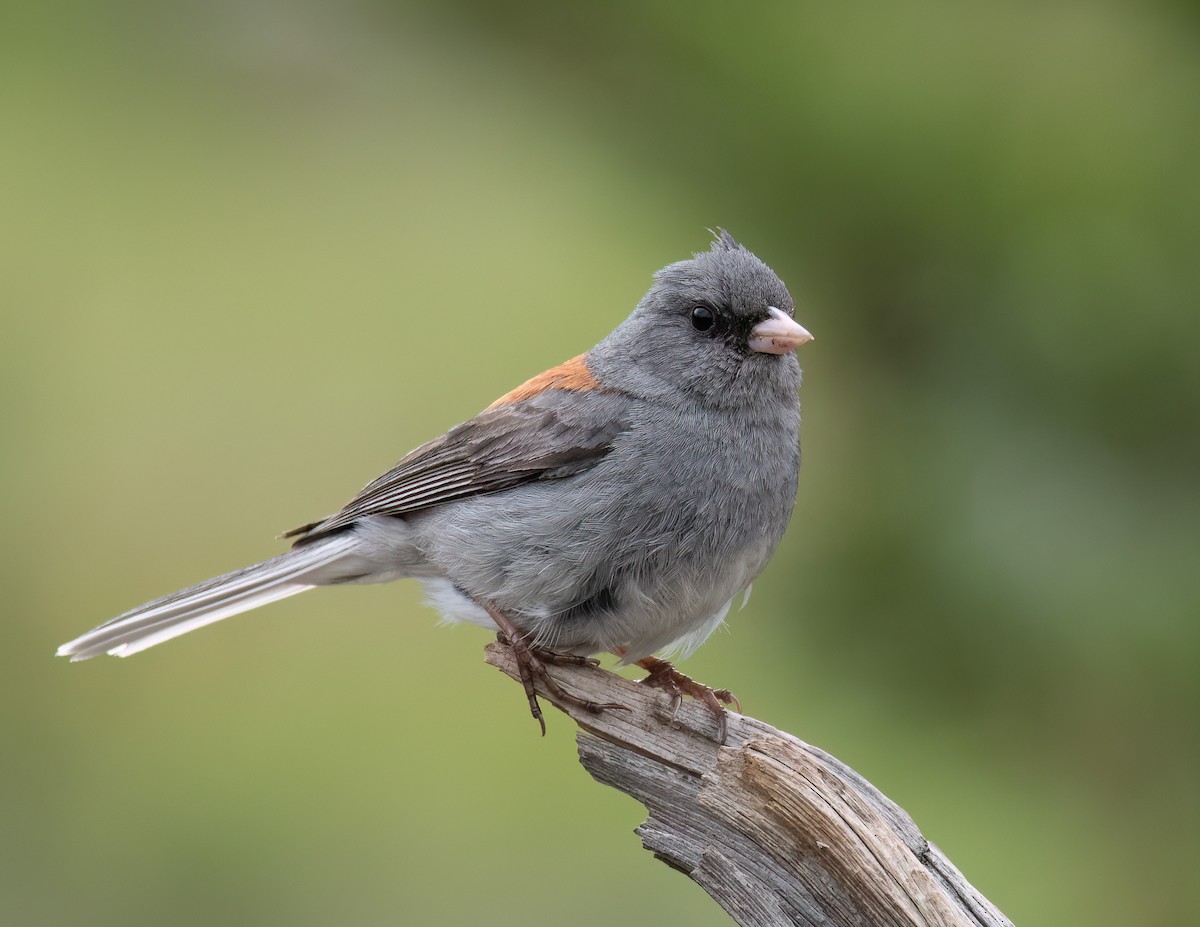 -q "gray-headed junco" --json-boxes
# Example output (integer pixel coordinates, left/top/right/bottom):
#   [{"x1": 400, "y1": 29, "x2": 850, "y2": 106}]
[{"x1": 58, "y1": 230, "x2": 813, "y2": 737}]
